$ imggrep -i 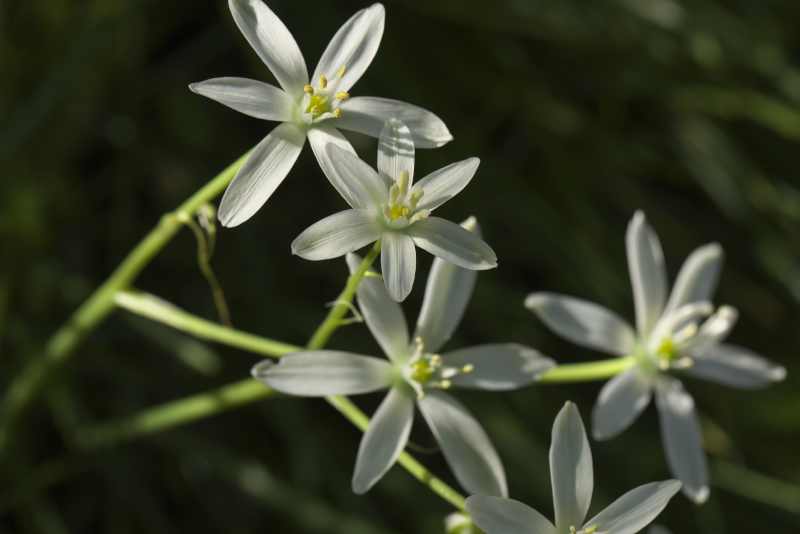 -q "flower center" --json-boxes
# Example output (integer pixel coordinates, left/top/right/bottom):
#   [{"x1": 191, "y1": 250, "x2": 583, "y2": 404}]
[
  {"x1": 569, "y1": 526, "x2": 597, "y2": 534},
  {"x1": 382, "y1": 171, "x2": 429, "y2": 227},
  {"x1": 301, "y1": 67, "x2": 349, "y2": 122},
  {"x1": 402, "y1": 337, "x2": 474, "y2": 399}
]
